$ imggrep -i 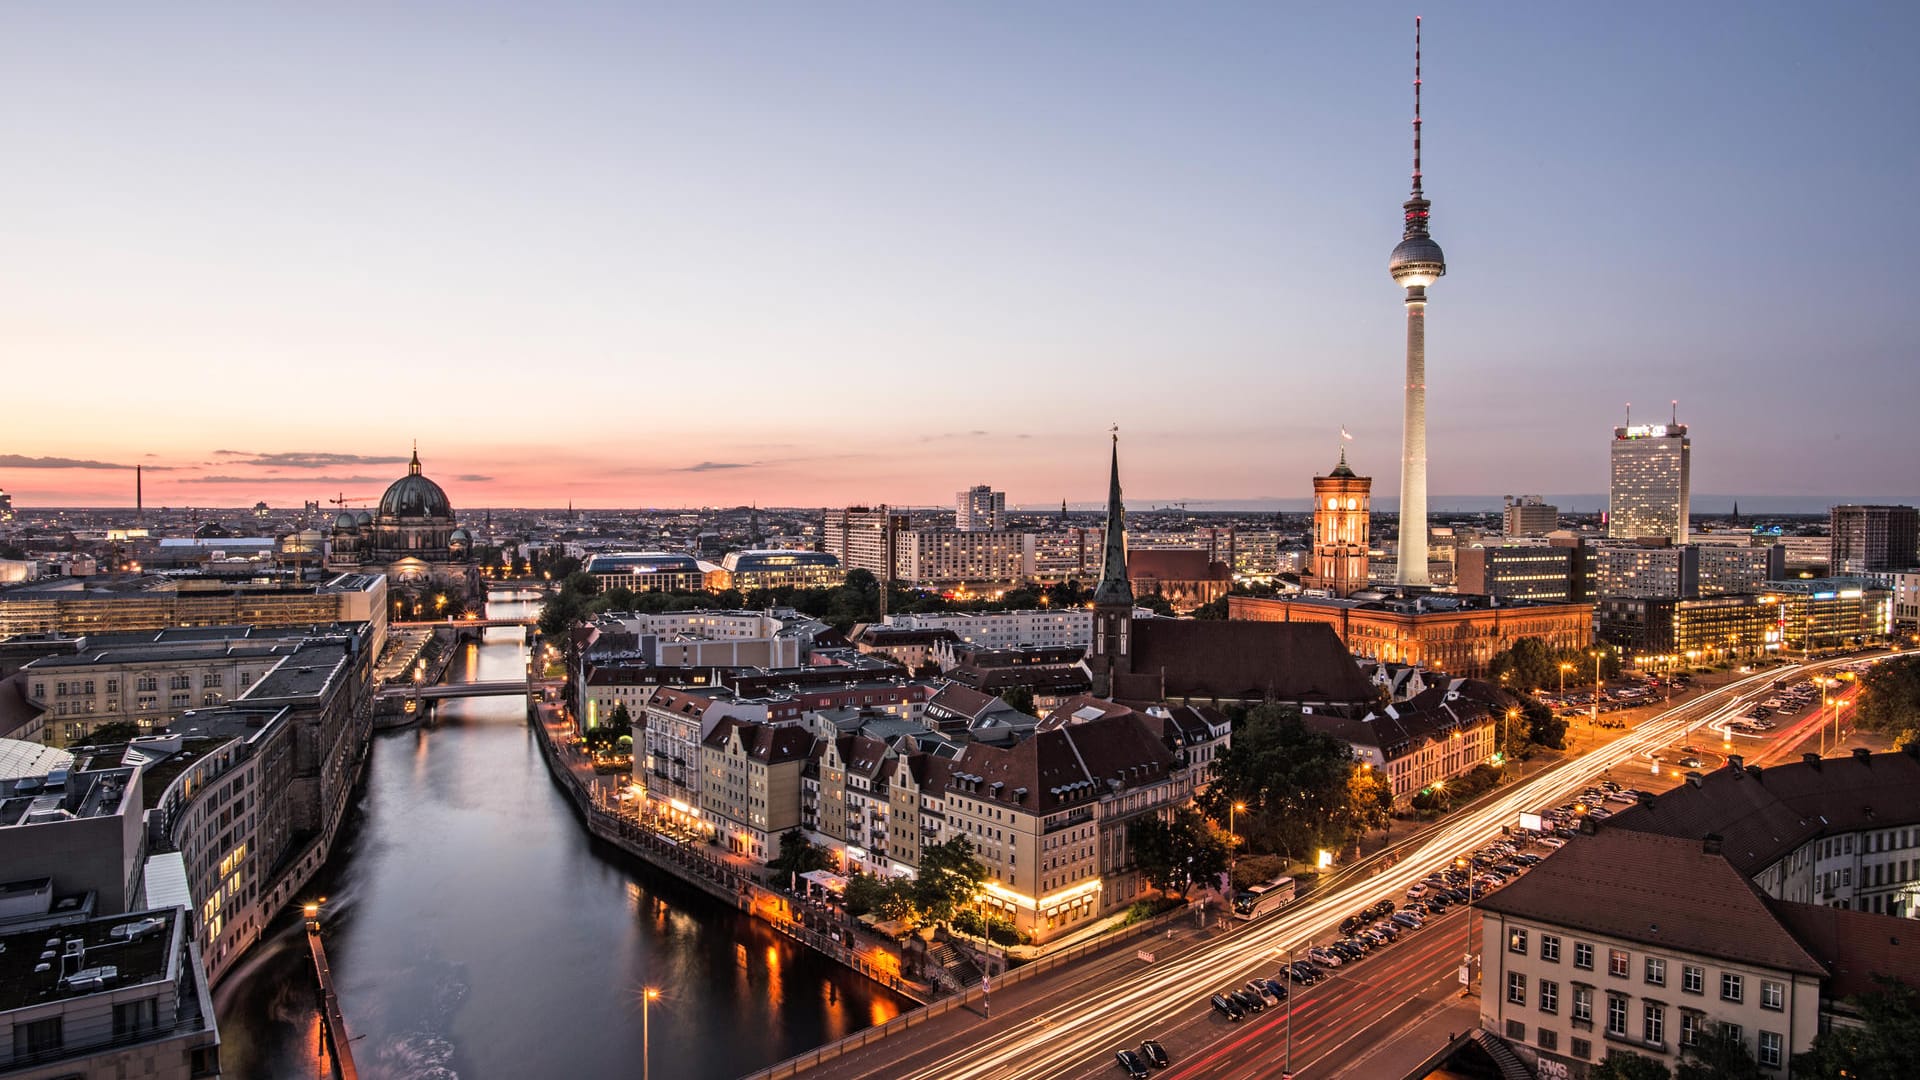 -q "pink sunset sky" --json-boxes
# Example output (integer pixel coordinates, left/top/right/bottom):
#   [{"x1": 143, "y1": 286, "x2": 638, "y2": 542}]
[{"x1": 4, "y1": 6, "x2": 1916, "y2": 511}]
